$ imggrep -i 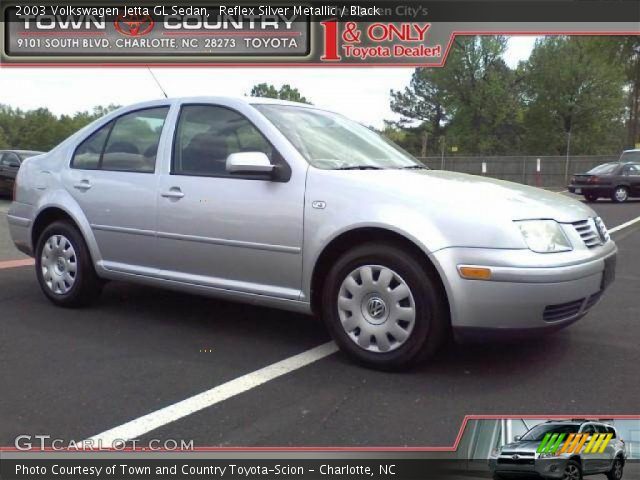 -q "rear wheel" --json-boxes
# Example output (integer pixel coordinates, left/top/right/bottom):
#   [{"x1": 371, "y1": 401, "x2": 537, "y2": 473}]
[
  {"x1": 35, "y1": 221, "x2": 102, "y2": 307},
  {"x1": 321, "y1": 242, "x2": 448, "y2": 370},
  {"x1": 611, "y1": 186, "x2": 629, "y2": 203},
  {"x1": 584, "y1": 193, "x2": 598, "y2": 203}
]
